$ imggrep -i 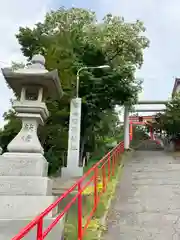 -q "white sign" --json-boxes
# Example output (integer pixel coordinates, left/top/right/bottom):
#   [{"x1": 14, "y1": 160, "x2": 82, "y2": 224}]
[{"x1": 67, "y1": 98, "x2": 82, "y2": 168}]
